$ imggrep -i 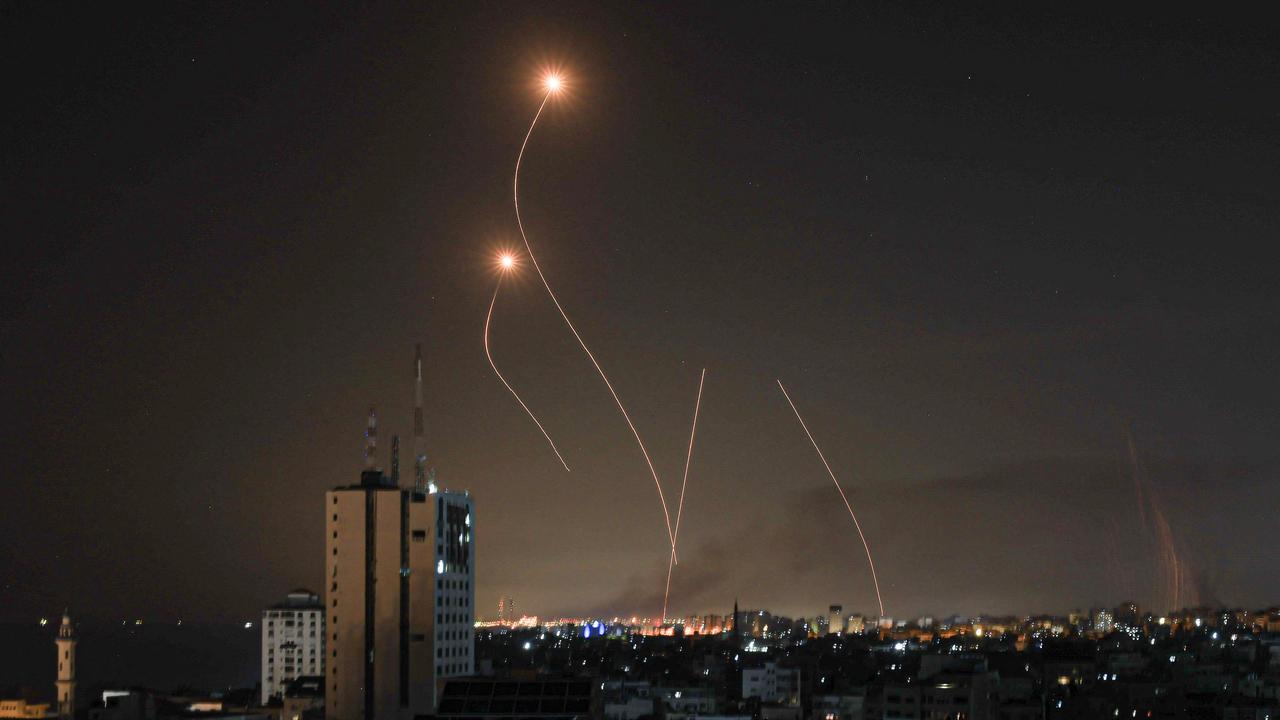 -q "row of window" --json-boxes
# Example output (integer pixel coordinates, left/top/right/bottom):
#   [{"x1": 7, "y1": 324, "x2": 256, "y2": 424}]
[{"x1": 439, "y1": 627, "x2": 470, "y2": 642}]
